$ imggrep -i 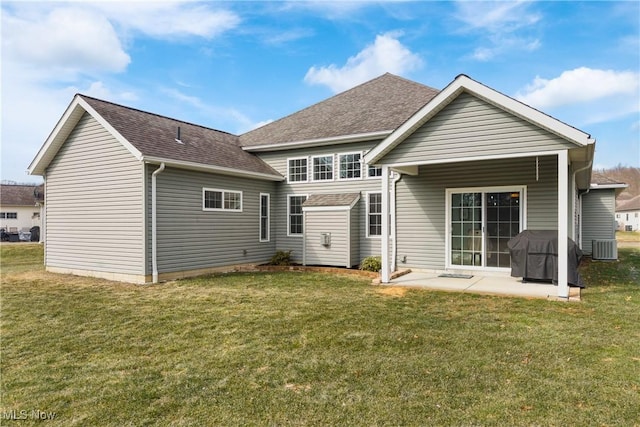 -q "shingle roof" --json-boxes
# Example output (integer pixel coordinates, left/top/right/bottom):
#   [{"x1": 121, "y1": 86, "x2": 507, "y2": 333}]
[
  {"x1": 303, "y1": 193, "x2": 361, "y2": 208},
  {"x1": 0, "y1": 184, "x2": 44, "y2": 206},
  {"x1": 591, "y1": 171, "x2": 625, "y2": 186},
  {"x1": 617, "y1": 195, "x2": 640, "y2": 212},
  {"x1": 80, "y1": 96, "x2": 281, "y2": 178},
  {"x1": 239, "y1": 73, "x2": 440, "y2": 147}
]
